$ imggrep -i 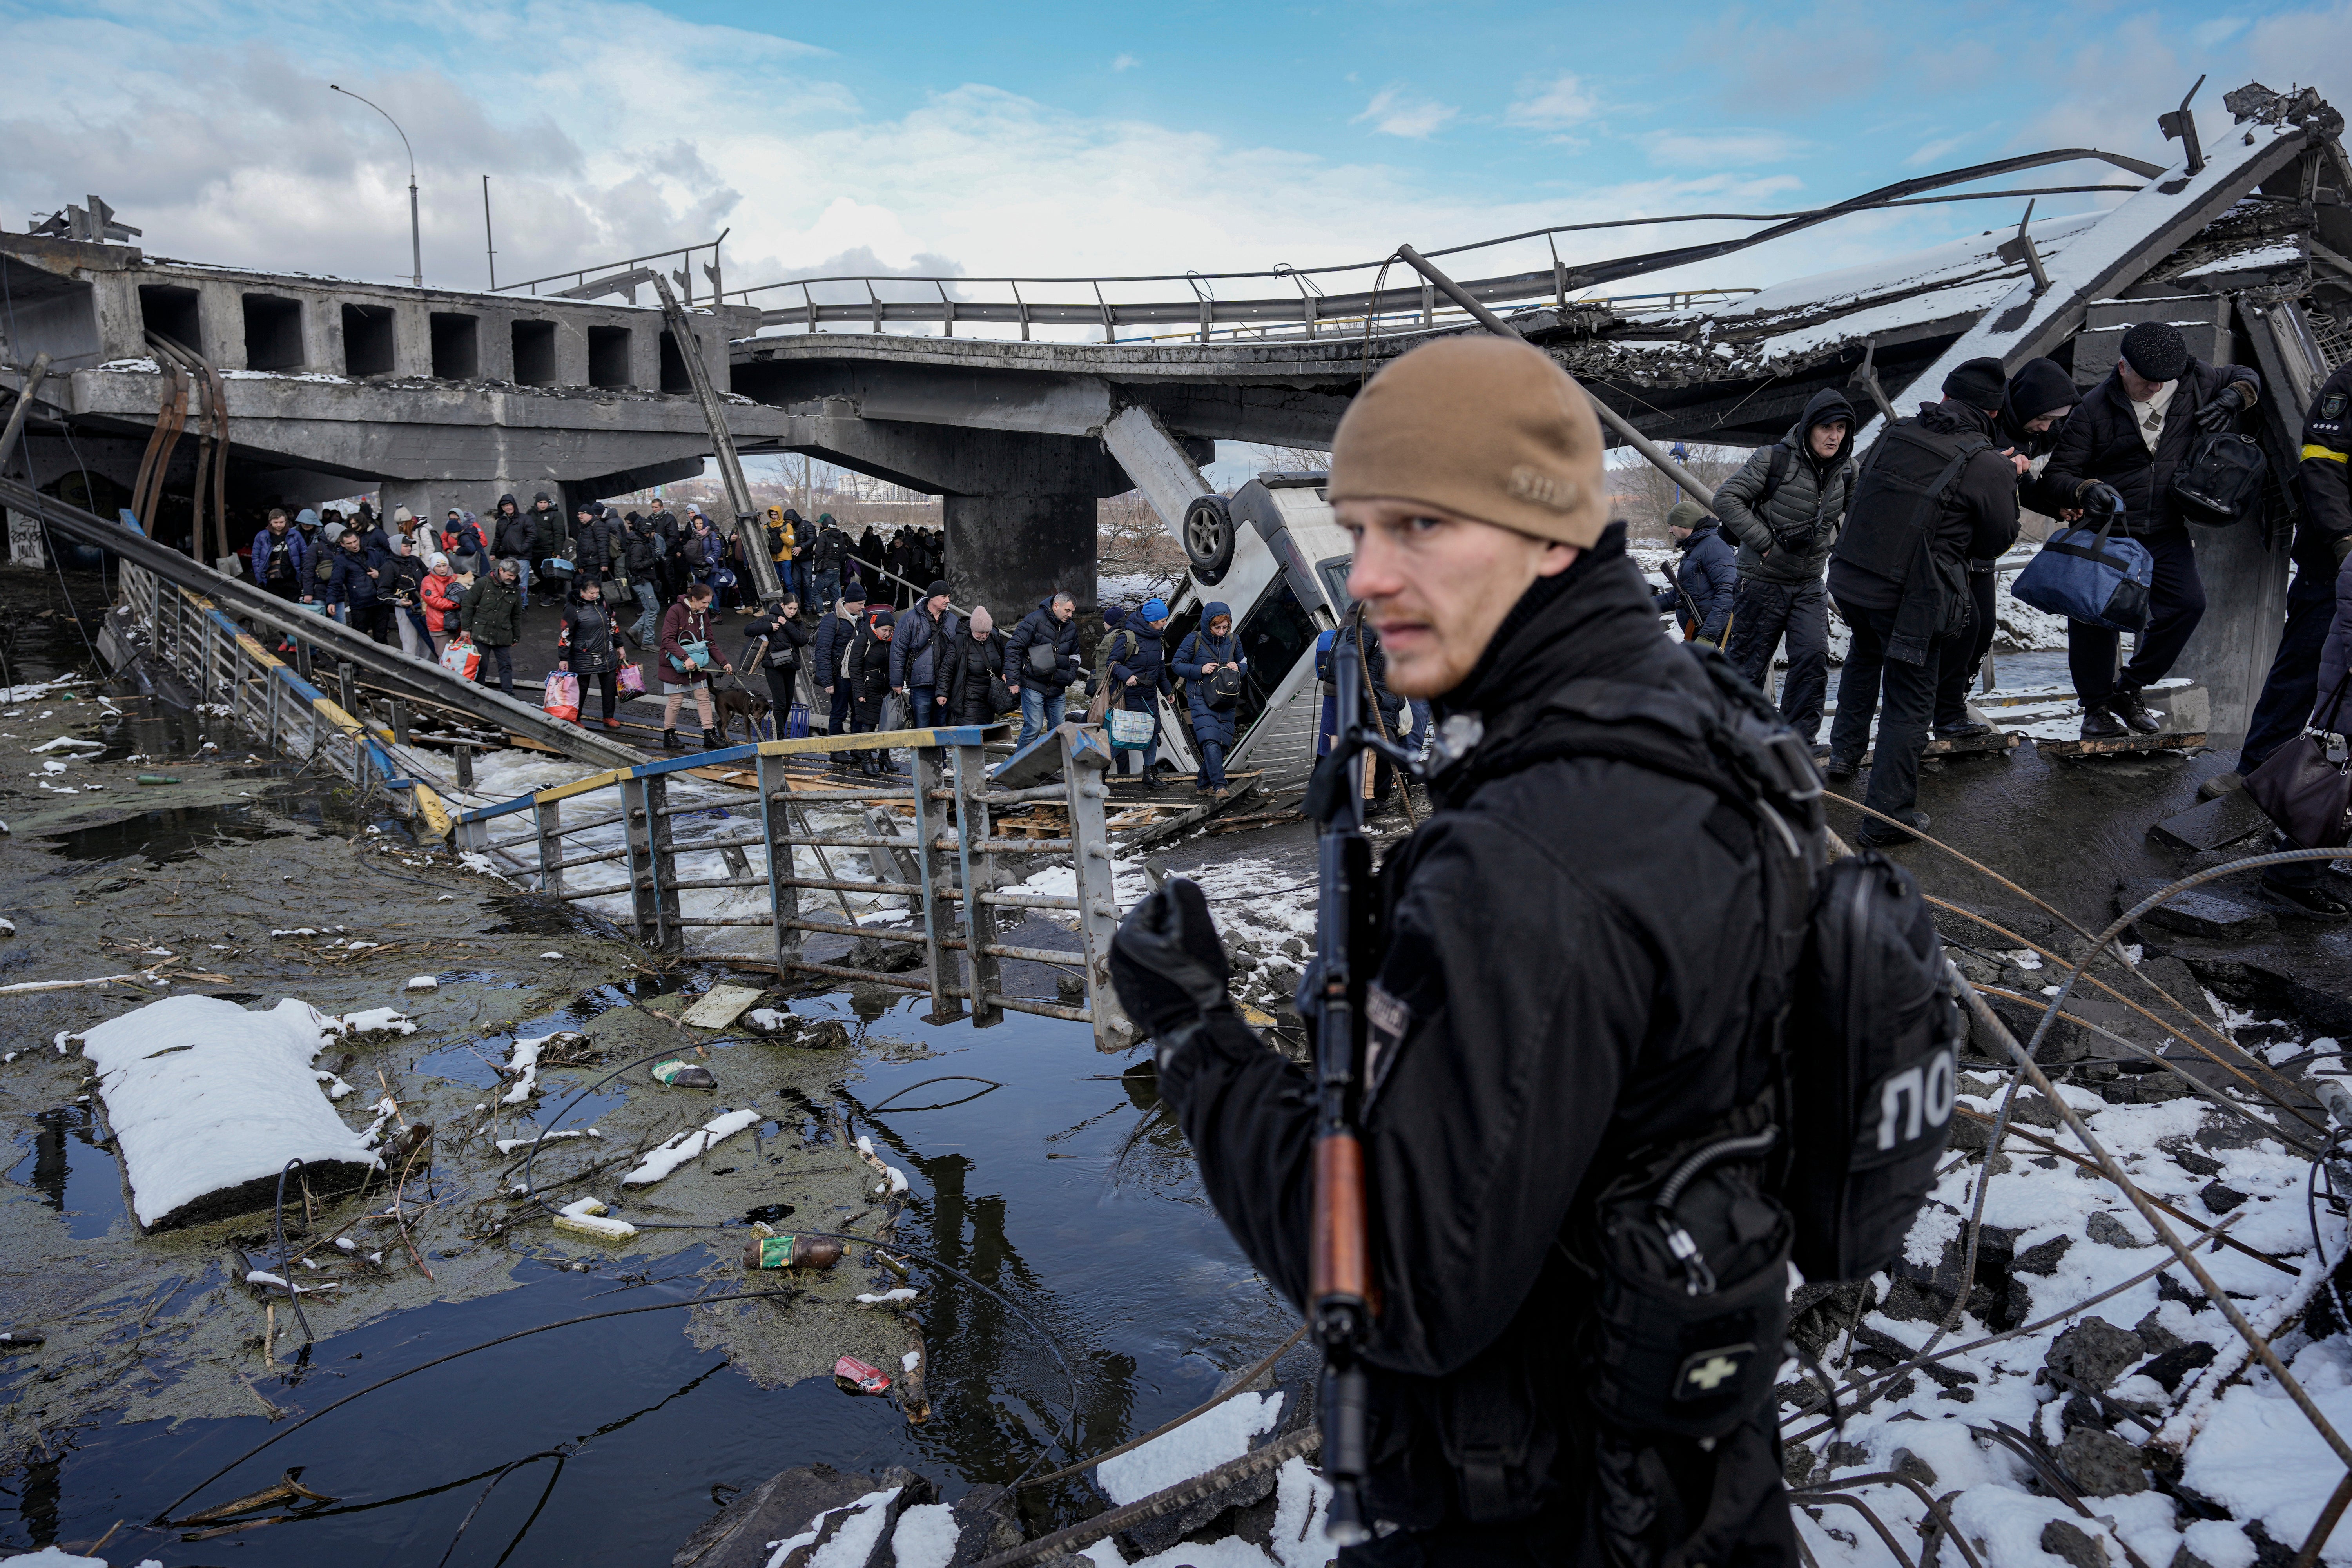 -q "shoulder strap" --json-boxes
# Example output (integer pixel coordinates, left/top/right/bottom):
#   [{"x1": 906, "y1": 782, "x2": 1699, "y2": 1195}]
[{"x1": 1757, "y1": 442, "x2": 1793, "y2": 508}]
